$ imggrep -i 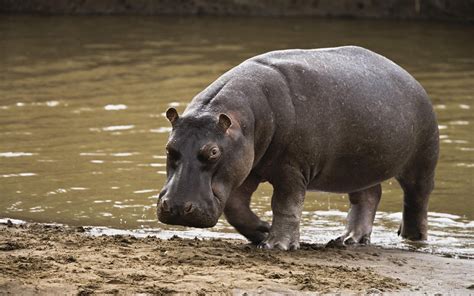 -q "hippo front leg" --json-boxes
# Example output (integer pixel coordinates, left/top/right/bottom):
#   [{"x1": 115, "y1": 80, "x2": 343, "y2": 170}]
[
  {"x1": 259, "y1": 171, "x2": 306, "y2": 251},
  {"x1": 224, "y1": 174, "x2": 270, "y2": 244}
]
